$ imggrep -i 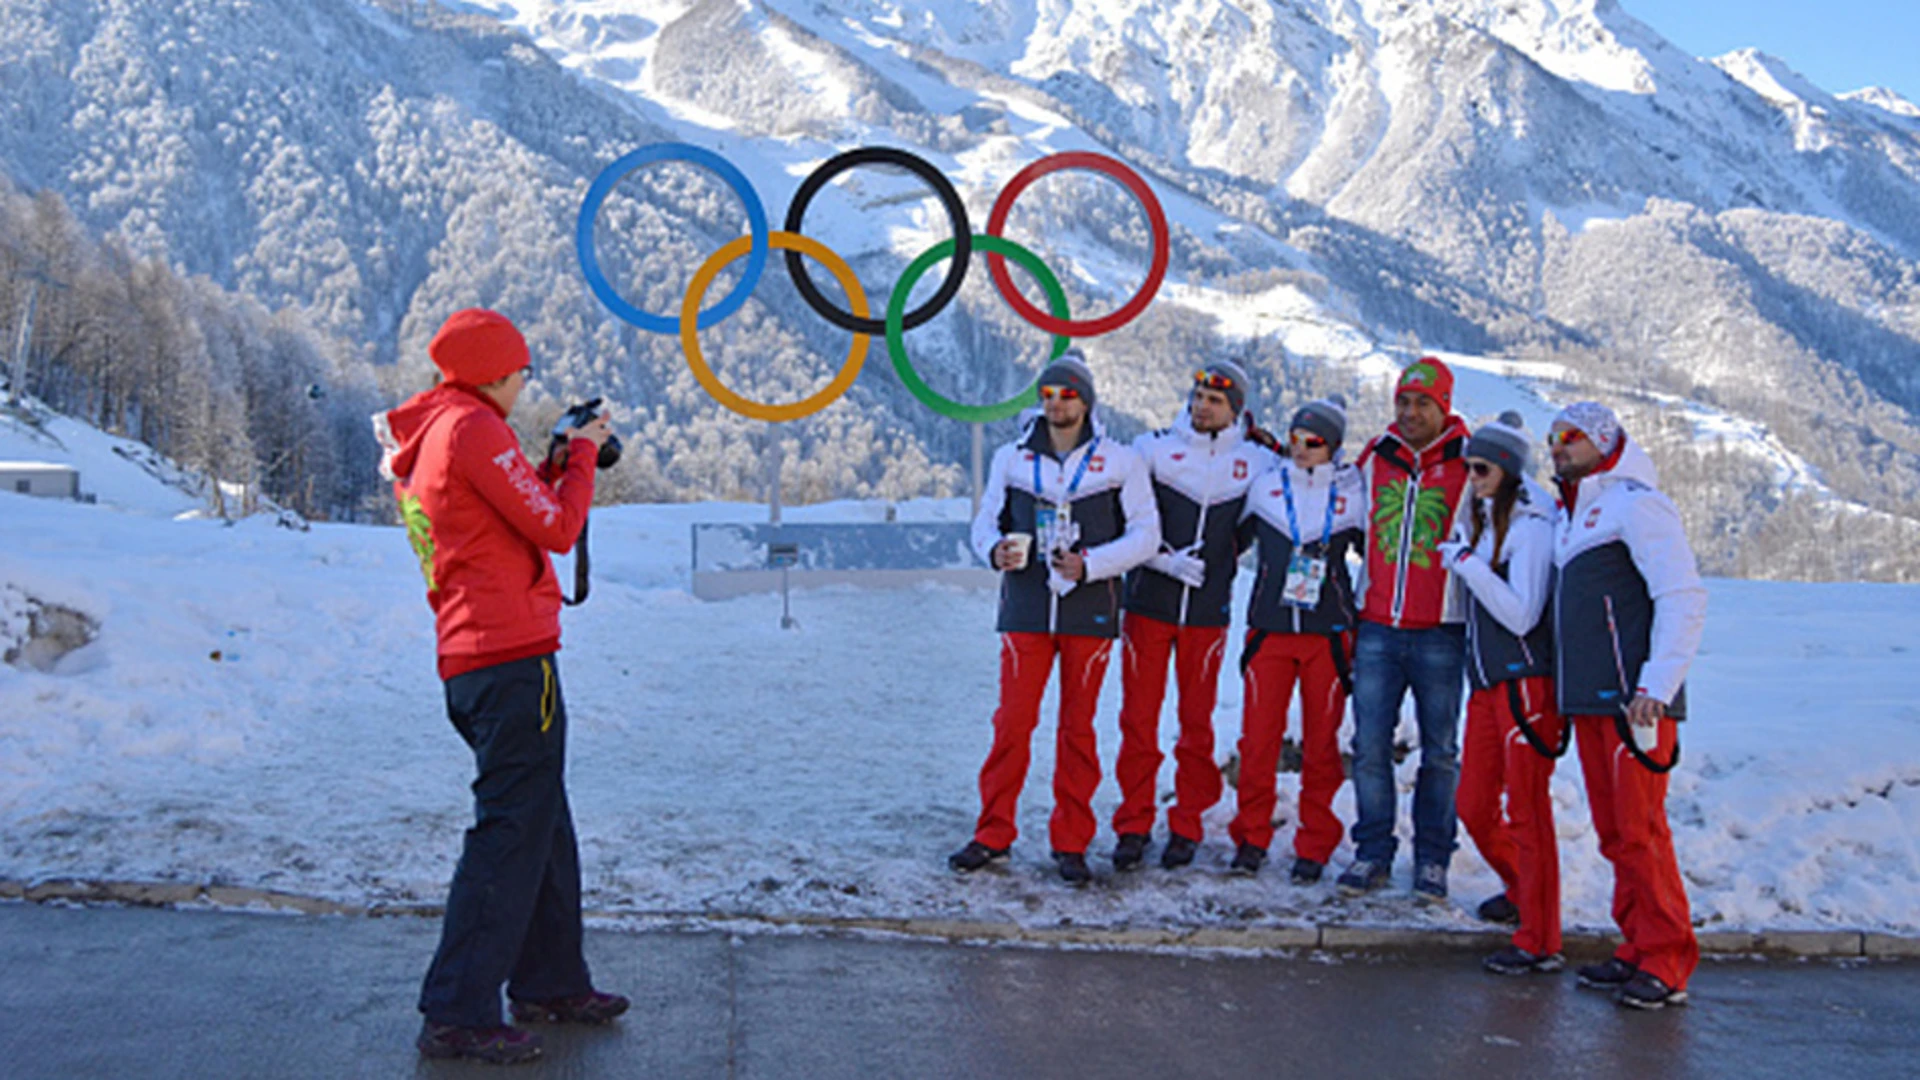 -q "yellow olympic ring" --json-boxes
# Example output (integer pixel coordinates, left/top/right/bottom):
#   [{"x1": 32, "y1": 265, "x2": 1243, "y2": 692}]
[{"x1": 681, "y1": 231, "x2": 869, "y2": 423}]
